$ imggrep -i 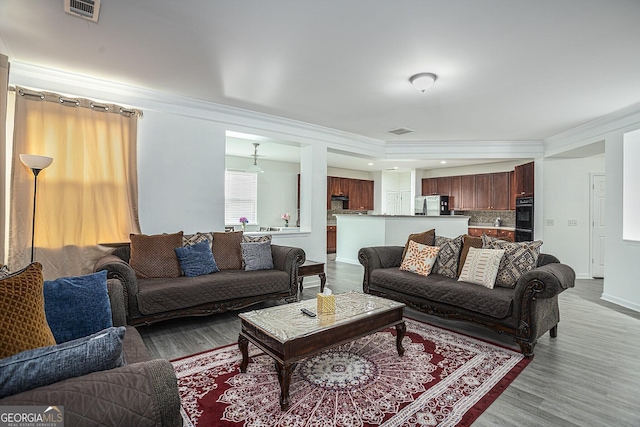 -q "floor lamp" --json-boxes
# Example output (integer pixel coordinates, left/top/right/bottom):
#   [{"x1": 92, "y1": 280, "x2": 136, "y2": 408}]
[{"x1": 19, "y1": 154, "x2": 53, "y2": 263}]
